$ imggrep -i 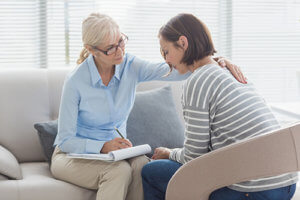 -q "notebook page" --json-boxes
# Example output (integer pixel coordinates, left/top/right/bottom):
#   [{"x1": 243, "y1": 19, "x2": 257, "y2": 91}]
[
  {"x1": 110, "y1": 144, "x2": 151, "y2": 161},
  {"x1": 67, "y1": 153, "x2": 114, "y2": 161}
]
